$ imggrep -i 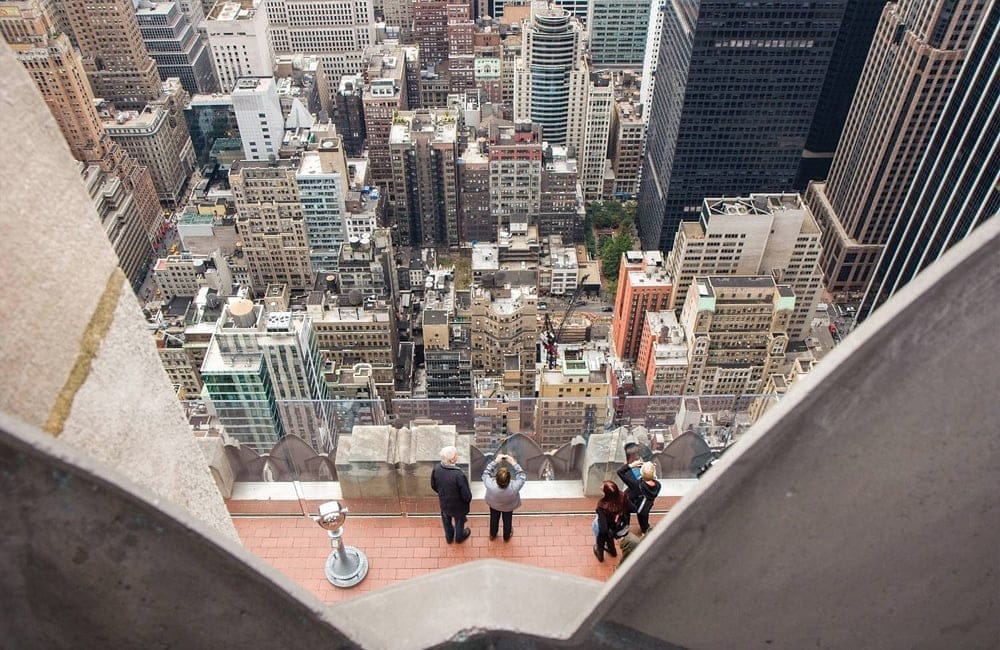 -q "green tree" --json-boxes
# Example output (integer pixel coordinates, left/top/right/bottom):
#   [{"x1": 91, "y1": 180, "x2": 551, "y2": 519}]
[
  {"x1": 584, "y1": 208, "x2": 597, "y2": 257},
  {"x1": 590, "y1": 199, "x2": 629, "y2": 229},
  {"x1": 600, "y1": 229, "x2": 635, "y2": 280}
]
